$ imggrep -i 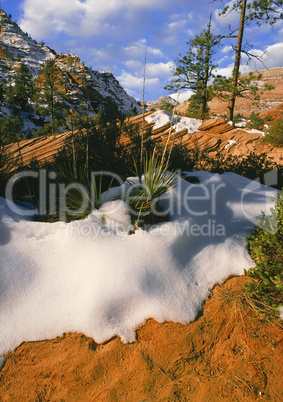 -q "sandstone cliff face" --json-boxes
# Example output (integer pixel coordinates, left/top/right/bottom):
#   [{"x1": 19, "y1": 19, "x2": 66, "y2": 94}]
[{"x1": 175, "y1": 67, "x2": 283, "y2": 119}]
